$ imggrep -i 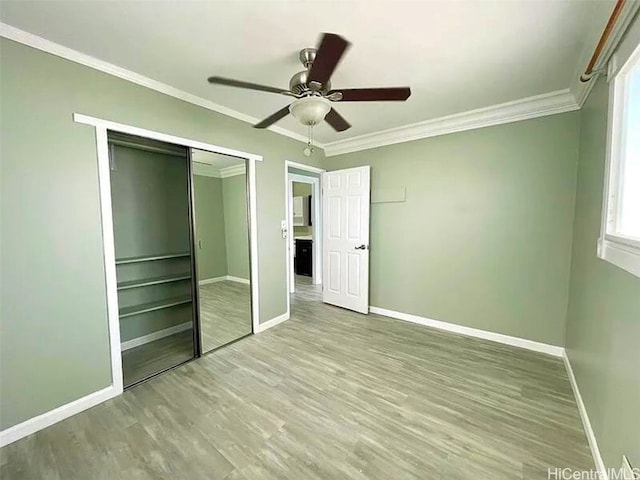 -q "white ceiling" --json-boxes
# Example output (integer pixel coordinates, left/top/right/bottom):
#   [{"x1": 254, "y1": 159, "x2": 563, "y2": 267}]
[
  {"x1": 0, "y1": 0, "x2": 613, "y2": 144},
  {"x1": 191, "y1": 150, "x2": 244, "y2": 175}
]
